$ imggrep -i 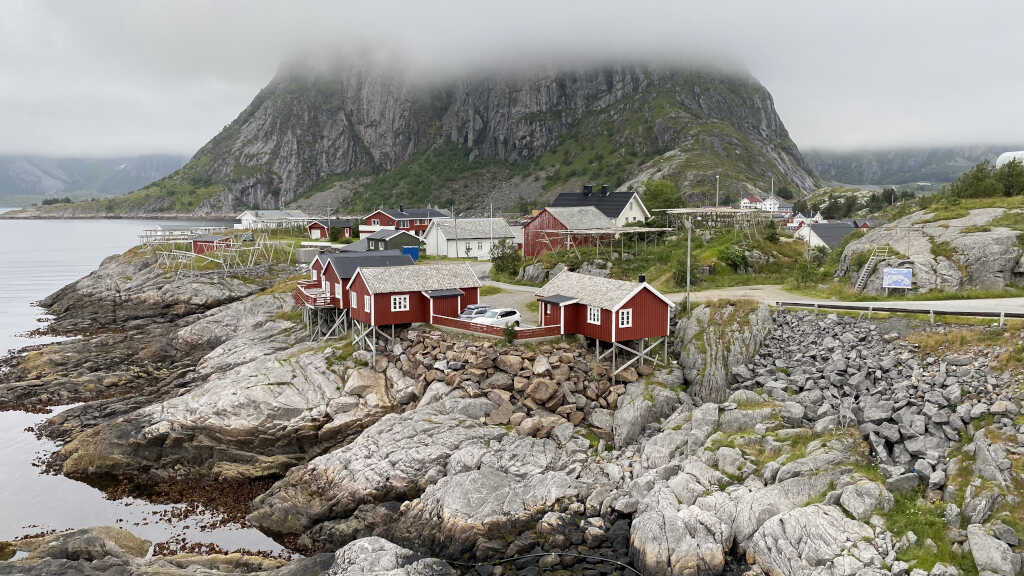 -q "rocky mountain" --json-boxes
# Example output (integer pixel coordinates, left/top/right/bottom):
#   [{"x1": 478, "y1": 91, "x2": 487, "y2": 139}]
[
  {"x1": 804, "y1": 145, "x2": 1020, "y2": 187},
  {"x1": 0, "y1": 155, "x2": 186, "y2": 207},
  {"x1": 20, "y1": 63, "x2": 817, "y2": 217}
]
